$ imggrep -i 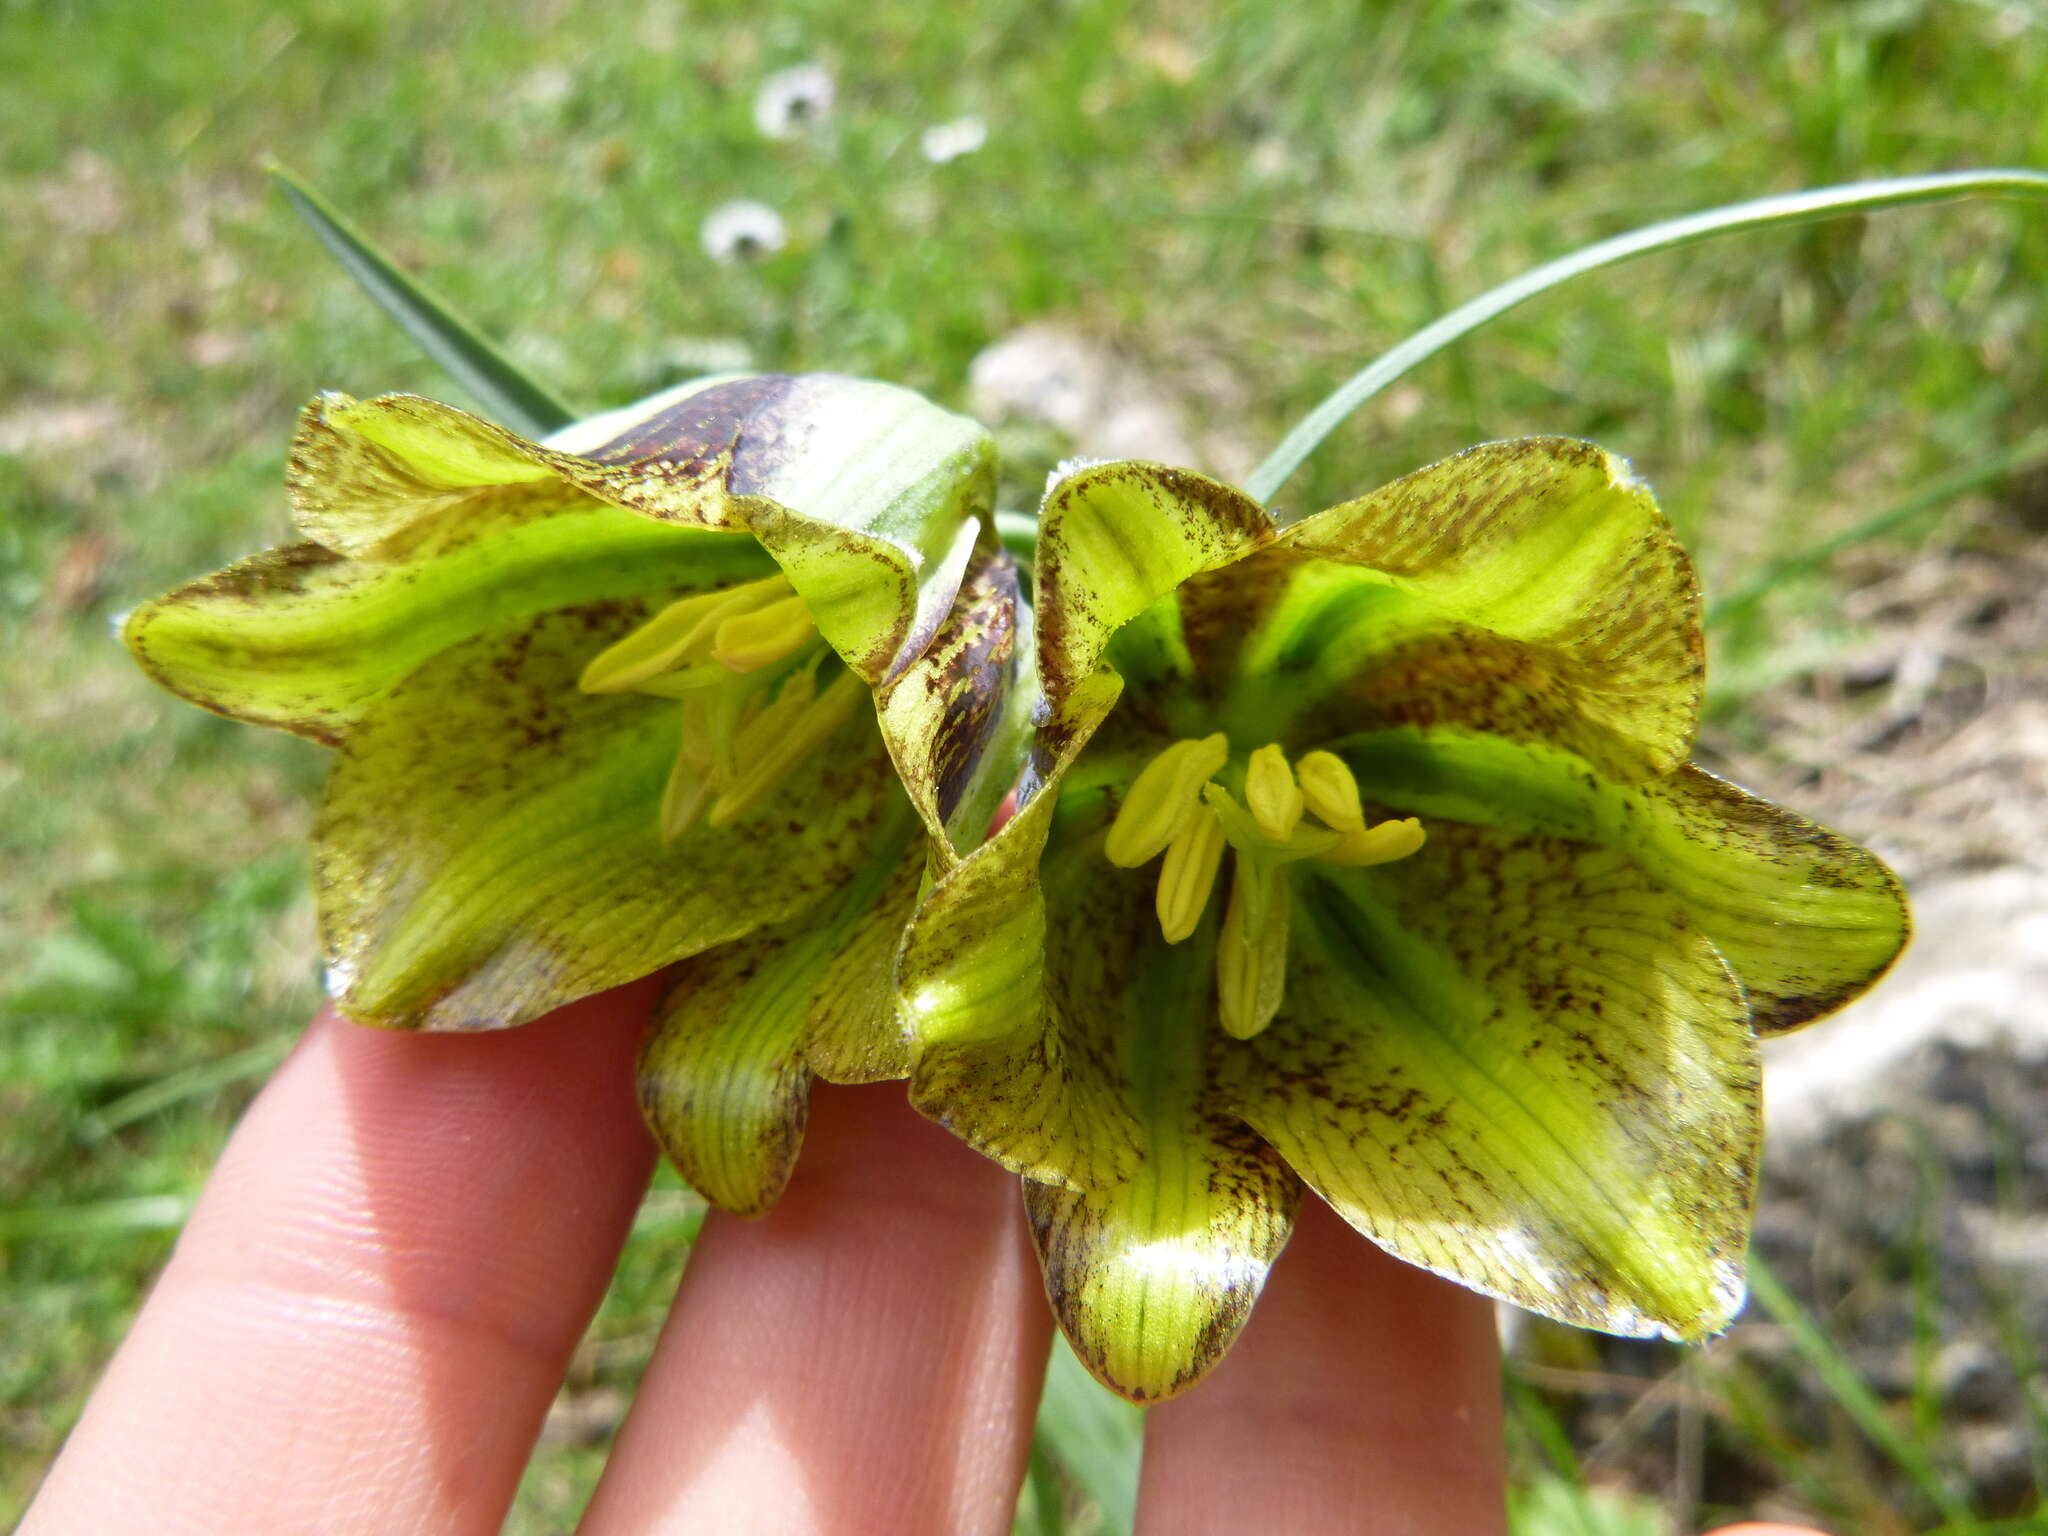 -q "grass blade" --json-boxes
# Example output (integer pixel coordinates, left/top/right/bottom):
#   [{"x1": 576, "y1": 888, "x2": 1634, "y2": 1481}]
[
  {"x1": 0, "y1": 1195, "x2": 193, "y2": 1239},
  {"x1": 1707, "y1": 425, "x2": 2048, "y2": 629},
  {"x1": 79, "y1": 1035, "x2": 292, "y2": 1141},
  {"x1": 1746, "y1": 1252, "x2": 1978, "y2": 1529},
  {"x1": 1250, "y1": 169, "x2": 2048, "y2": 504},
  {"x1": 1033, "y1": 1336, "x2": 1142, "y2": 1535},
  {"x1": 268, "y1": 163, "x2": 579, "y2": 438}
]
